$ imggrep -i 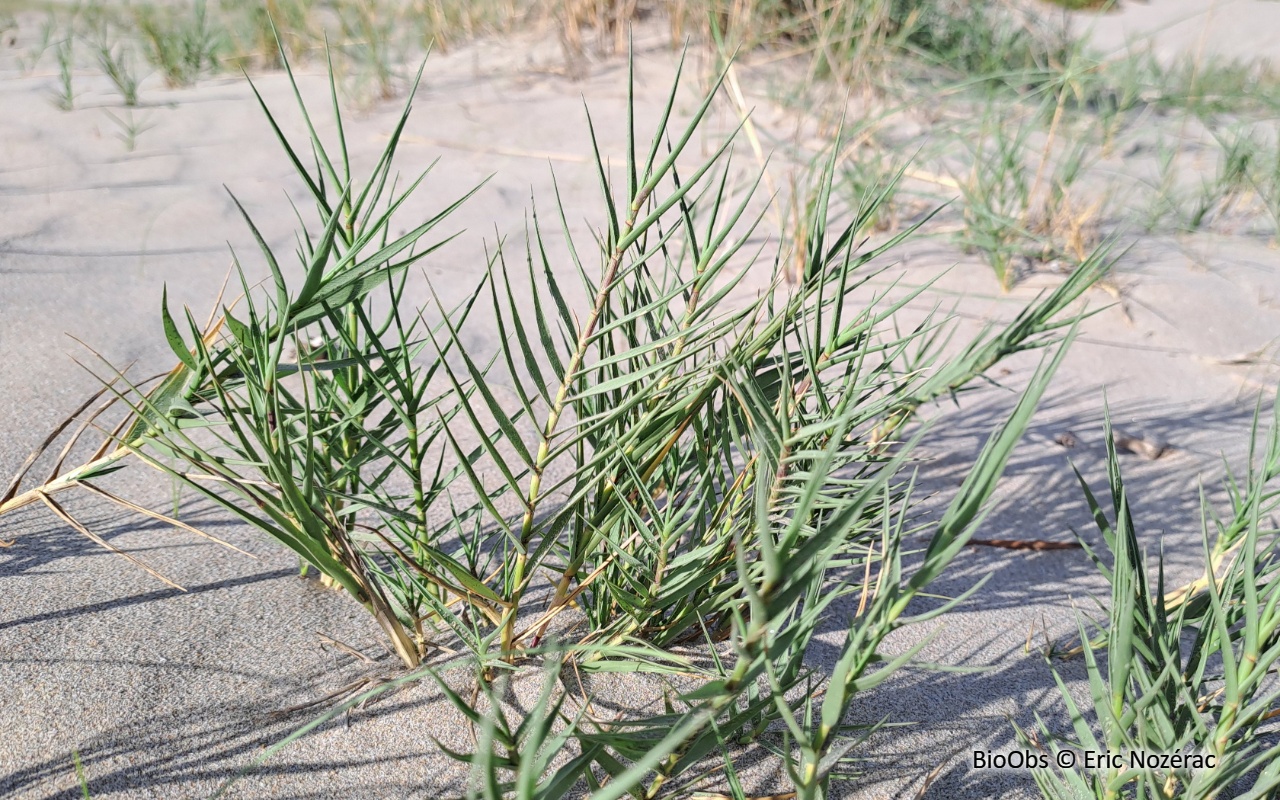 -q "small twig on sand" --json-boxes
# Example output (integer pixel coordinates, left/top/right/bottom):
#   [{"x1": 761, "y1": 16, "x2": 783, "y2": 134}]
[{"x1": 969, "y1": 538, "x2": 1082, "y2": 551}]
